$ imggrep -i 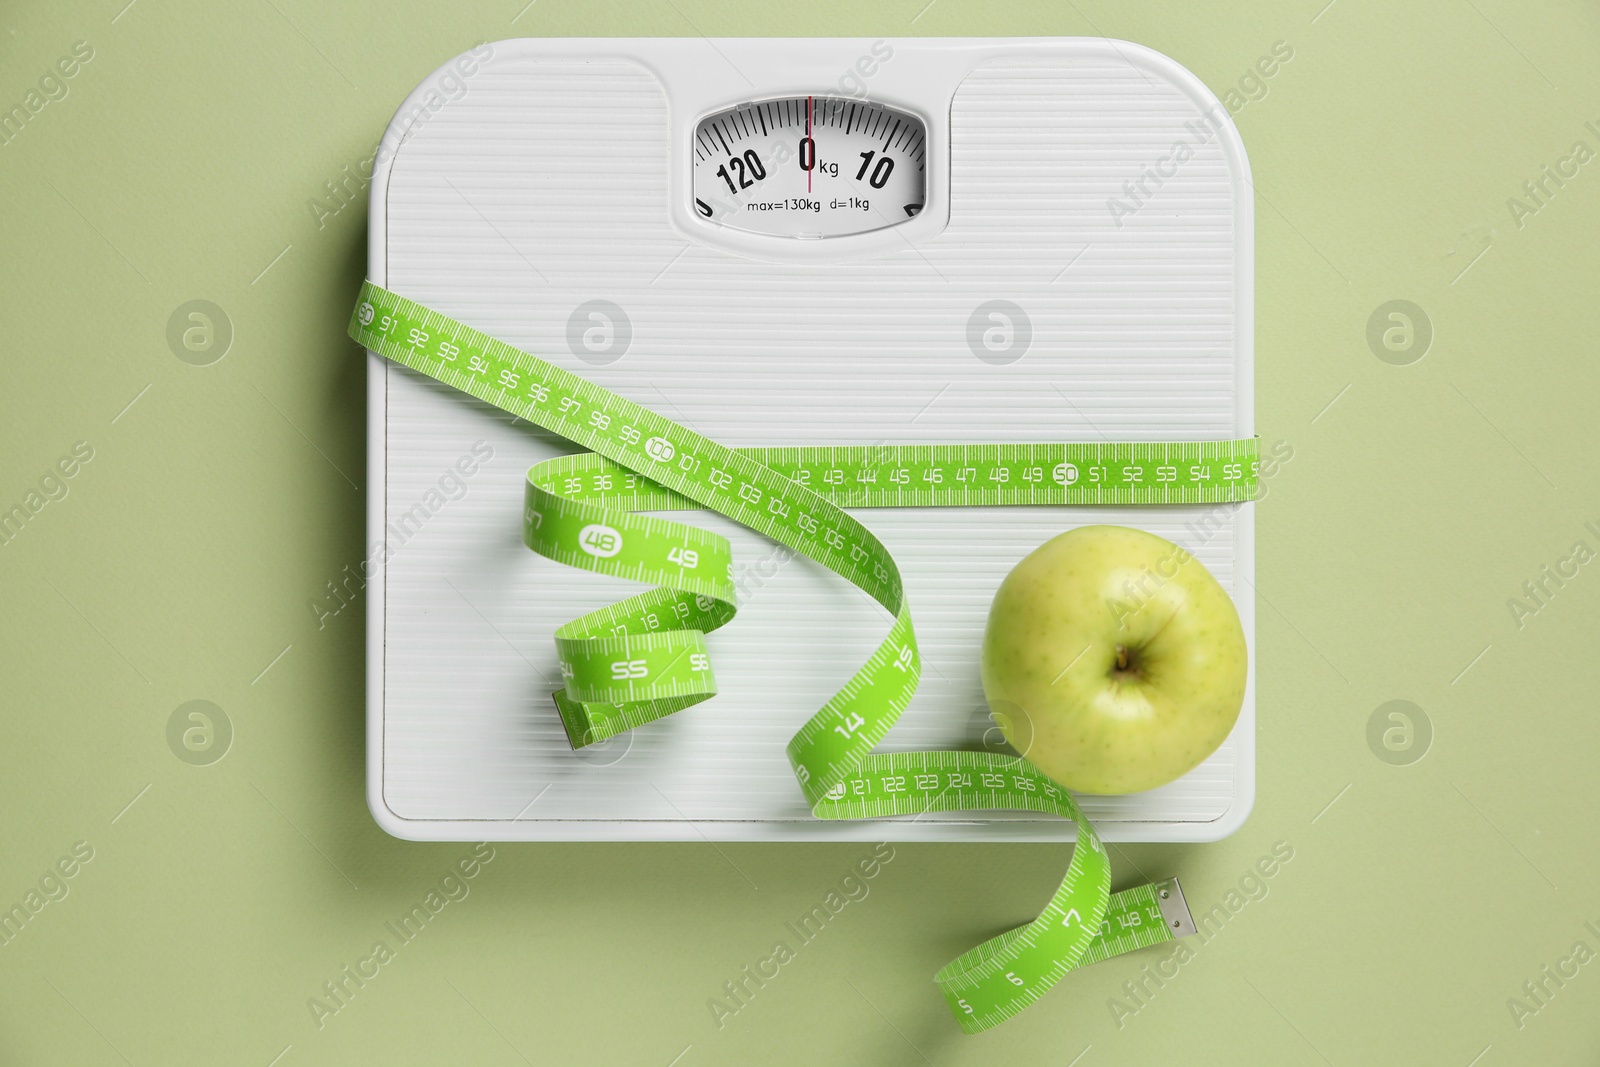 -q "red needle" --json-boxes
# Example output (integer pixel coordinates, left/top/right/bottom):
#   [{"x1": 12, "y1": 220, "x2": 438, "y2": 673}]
[{"x1": 806, "y1": 95, "x2": 812, "y2": 194}]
